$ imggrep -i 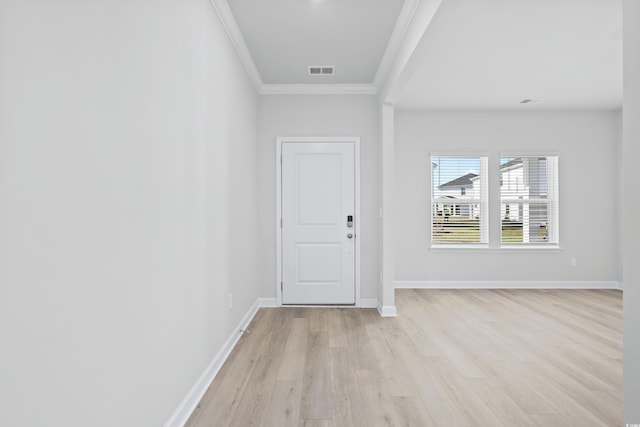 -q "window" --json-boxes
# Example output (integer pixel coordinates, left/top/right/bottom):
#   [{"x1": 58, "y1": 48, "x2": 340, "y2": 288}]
[
  {"x1": 430, "y1": 154, "x2": 559, "y2": 248},
  {"x1": 431, "y1": 156, "x2": 488, "y2": 245},
  {"x1": 500, "y1": 156, "x2": 559, "y2": 245}
]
